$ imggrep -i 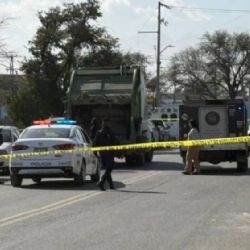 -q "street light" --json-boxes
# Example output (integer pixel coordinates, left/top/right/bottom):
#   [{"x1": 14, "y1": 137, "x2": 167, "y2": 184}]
[{"x1": 160, "y1": 44, "x2": 174, "y2": 54}]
